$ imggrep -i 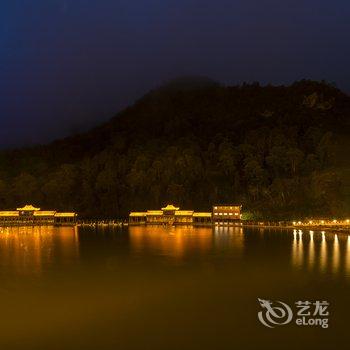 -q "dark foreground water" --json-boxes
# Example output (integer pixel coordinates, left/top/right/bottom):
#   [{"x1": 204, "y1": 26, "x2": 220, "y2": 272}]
[{"x1": 0, "y1": 225, "x2": 349, "y2": 350}]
